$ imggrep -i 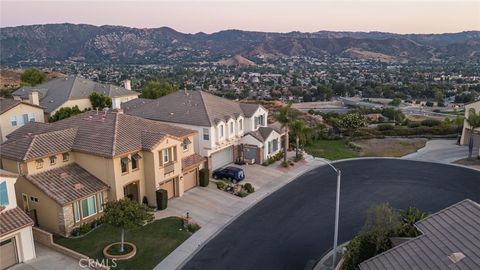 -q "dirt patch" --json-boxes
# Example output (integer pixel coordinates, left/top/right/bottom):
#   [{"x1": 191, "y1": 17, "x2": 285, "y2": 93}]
[
  {"x1": 354, "y1": 138, "x2": 427, "y2": 157},
  {"x1": 406, "y1": 114, "x2": 446, "y2": 122}
]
